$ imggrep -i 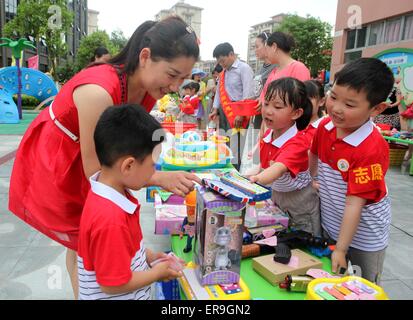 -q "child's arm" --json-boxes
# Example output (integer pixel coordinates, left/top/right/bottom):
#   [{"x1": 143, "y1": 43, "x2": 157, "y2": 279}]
[
  {"x1": 249, "y1": 162, "x2": 287, "y2": 186},
  {"x1": 100, "y1": 260, "x2": 180, "y2": 295},
  {"x1": 309, "y1": 152, "x2": 319, "y2": 177},
  {"x1": 332, "y1": 195, "x2": 366, "y2": 274}
]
